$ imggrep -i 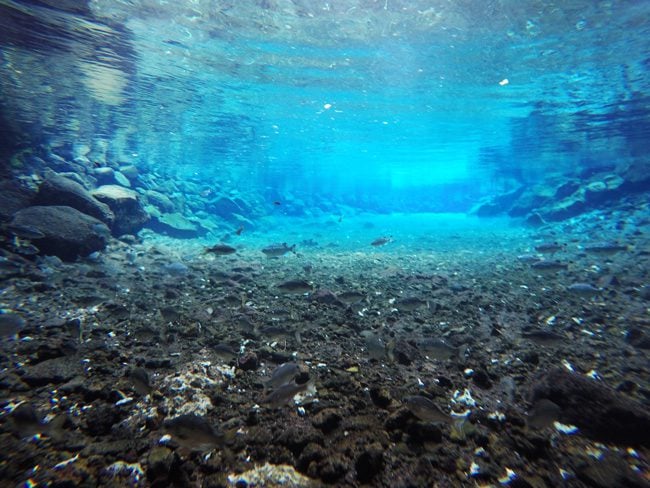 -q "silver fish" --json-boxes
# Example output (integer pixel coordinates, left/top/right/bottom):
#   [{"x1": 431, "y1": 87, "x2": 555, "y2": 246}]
[
  {"x1": 262, "y1": 243, "x2": 296, "y2": 257},
  {"x1": 262, "y1": 380, "x2": 316, "y2": 408},
  {"x1": 264, "y1": 362, "x2": 300, "y2": 390},
  {"x1": 276, "y1": 279, "x2": 312, "y2": 294},
  {"x1": 163, "y1": 414, "x2": 226, "y2": 451},
  {"x1": 404, "y1": 396, "x2": 451, "y2": 424},
  {"x1": 371, "y1": 236, "x2": 392, "y2": 247},
  {"x1": 205, "y1": 244, "x2": 237, "y2": 255},
  {"x1": 567, "y1": 283, "x2": 601, "y2": 296}
]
